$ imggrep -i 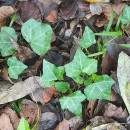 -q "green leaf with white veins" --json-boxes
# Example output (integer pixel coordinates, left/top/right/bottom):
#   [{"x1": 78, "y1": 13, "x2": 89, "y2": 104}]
[
  {"x1": 21, "y1": 19, "x2": 52, "y2": 56},
  {"x1": 78, "y1": 26, "x2": 96, "y2": 49},
  {"x1": 59, "y1": 91, "x2": 86, "y2": 116},
  {"x1": 55, "y1": 82, "x2": 70, "y2": 93},
  {"x1": 121, "y1": 5, "x2": 130, "y2": 25},
  {"x1": 41, "y1": 60, "x2": 64, "y2": 87},
  {"x1": 84, "y1": 75, "x2": 114, "y2": 100},
  {"x1": 0, "y1": 26, "x2": 17, "y2": 56},
  {"x1": 8, "y1": 56, "x2": 27, "y2": 79},
  {"x1": 65, "y1": 49, "x2": 97, "y2": 78}
]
